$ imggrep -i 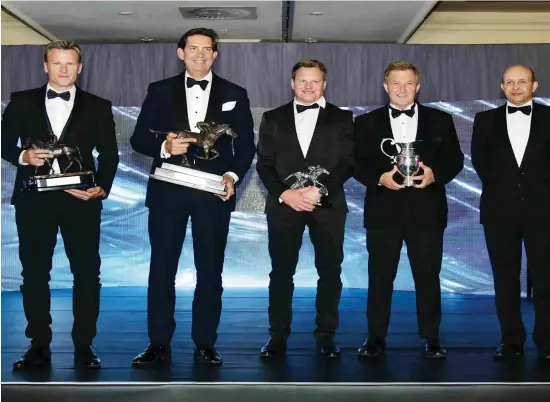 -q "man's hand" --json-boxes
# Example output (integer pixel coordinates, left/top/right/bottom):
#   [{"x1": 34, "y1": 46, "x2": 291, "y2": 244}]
[
  {"x1": 22, "y1": 149, "x2": 53, "y2": 167},
  {"x1": 217, "y1": 174, "x2": 235, "y2": 201},
  {"x1": 165, "y1": 133, "x2": 196, "y2": 155},
  {"x1": 65, "y1": 186, "x2": 106, "y2": 201},
  {"x1": 300, "y1": 186, "x2": 322, "y2": 204},
  {"x1": 379, "y1": 166, "x2": 404, "y2": 190},
  {"x1": 281, "y1": 188, "x2": 317, "y2": 212},
  {"x1": 412, "y1": 162, "x2": 435, "y2": 189}
]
